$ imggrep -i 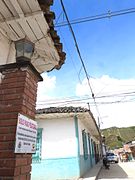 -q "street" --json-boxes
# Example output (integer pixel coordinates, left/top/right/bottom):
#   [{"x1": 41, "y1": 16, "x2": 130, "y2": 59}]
[{"x1": 98, "y1": 162, "x2": 135, "y2": 179}]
